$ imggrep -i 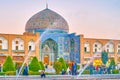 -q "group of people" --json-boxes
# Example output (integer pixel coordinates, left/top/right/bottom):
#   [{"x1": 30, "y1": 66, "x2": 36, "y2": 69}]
[
  {"x1": 69, "y1": 62, "x2": 77, "y2": 75},
  {"x1": 89, "y1": 64, "x2": 115, "y2": 74},
  {"x1": 62, "y1": 62, "x2": 78, "y2": 75}
]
